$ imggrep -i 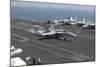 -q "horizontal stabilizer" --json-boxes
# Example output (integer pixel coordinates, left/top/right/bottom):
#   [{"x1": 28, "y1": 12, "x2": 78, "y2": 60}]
[{"x1": 67, "y1": 32, "x2": 77, "y2": 37}]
